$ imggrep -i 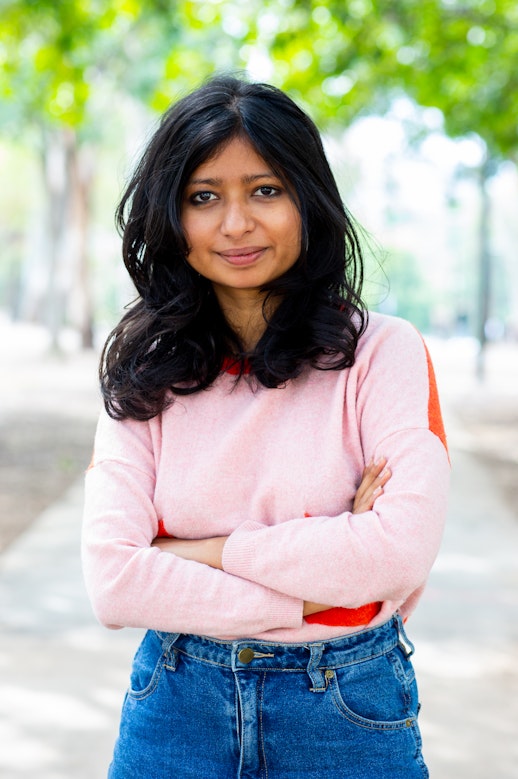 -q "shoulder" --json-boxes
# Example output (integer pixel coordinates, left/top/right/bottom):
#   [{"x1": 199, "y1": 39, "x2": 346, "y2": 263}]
[
  {"x1": 355, "y1": 311, "x2": 426, "y2": 364},
  {"x1": 91, "y1": 407, "x2": 159, "y2": 470},
  {"x1": 353, "y1": 313, "x2": 449, "y2": 457},
  {"x1": 361, "y1": 310, "x2": 420, "y2": 343},
  {"x1": 351, "y1": 312, "x2": 433, "y2": 398}
]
